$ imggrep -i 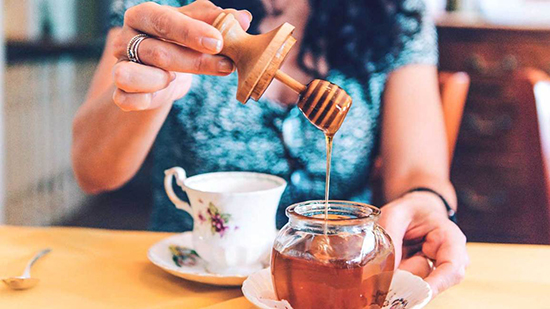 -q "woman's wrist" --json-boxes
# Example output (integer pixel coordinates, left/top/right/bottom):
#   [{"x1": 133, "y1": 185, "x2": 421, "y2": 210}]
[{"x1": 402, "y1": 187, "x2": 457, "y2": 223}]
